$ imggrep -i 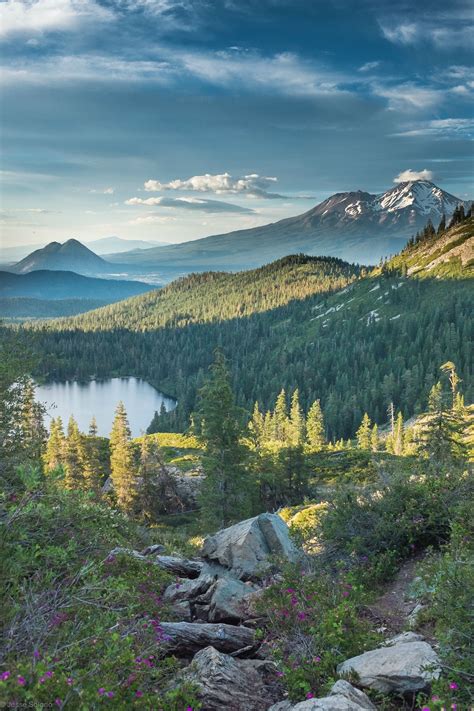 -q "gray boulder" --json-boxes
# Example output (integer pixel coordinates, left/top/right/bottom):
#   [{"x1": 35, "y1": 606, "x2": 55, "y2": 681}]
[
  {"x1": 267, "y1": 680, "x2": 375, "y2": 710},
  {"x1": 208, "y1": 577, "x2": 260, "y2": 622},
  {"x1": 163, "y1": 575, "x2": 214, "y2": 604},
  {"x1": 183, "y1": 646, "x2": 281, "y2": 710},
  {"x1": 337, "y1": 636, "x2": 440, "y2": 693},
  {"x1": 201, "y1": 513, "x2": 300, "y2": 580}
]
